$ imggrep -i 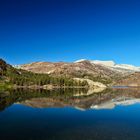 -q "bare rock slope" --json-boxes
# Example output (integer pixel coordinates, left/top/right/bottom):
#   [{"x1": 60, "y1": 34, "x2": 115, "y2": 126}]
[
  {"x1": 20, "y1": 60, "x2": 121, "y2": 84},
  {"x1": 20, "y1": 59, "x2": 140, "y2": 86},
  {"x1": 116, "y1": 72, "x2": 140, "y2": 87}
]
